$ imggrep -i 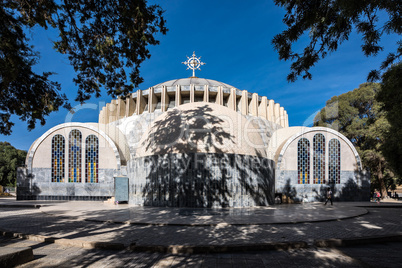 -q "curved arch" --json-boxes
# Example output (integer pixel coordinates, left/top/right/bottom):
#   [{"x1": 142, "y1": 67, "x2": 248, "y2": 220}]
[
  {"x1": 27, "y1": 123, "x2": 121, "y2": 172},
  {"x1": 276, "y1": 127, "x2": 362, "y2": 171}
]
